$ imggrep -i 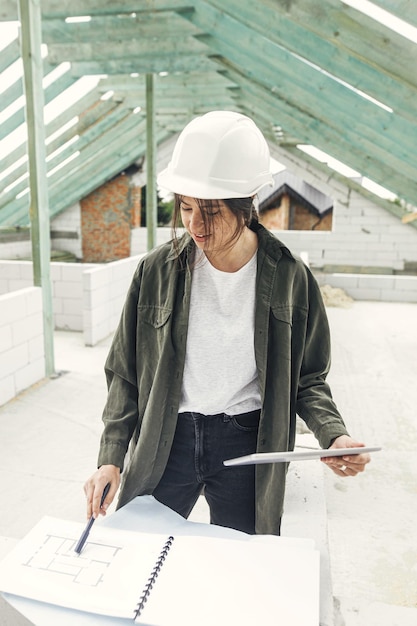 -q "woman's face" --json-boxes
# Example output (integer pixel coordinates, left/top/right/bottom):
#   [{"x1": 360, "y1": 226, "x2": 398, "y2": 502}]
[{"x1": 179, "y1": 196, "x2": 239, "y2": 252}]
